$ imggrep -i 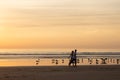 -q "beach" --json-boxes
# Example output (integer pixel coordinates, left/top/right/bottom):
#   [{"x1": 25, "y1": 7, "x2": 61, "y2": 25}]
[{"x1": 0, "y1": 65, "x2": 120, "y2": 80}]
